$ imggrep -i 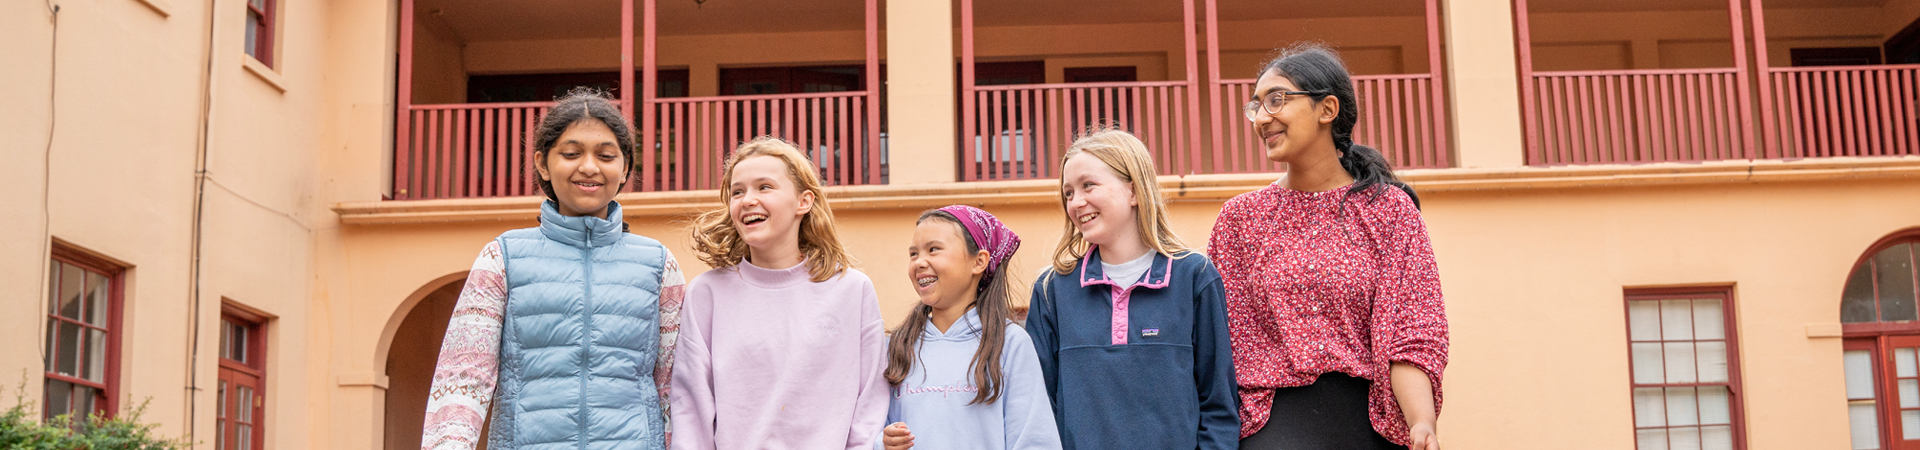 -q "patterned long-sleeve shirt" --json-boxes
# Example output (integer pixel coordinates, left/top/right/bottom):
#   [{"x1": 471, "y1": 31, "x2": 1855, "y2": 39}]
[
  {"x1": 420, "y1": 240, "x2": 688, "y2": 450},
  {"x1": 1207, "y1": 182, "x2": 1448, "y2": 445}
]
